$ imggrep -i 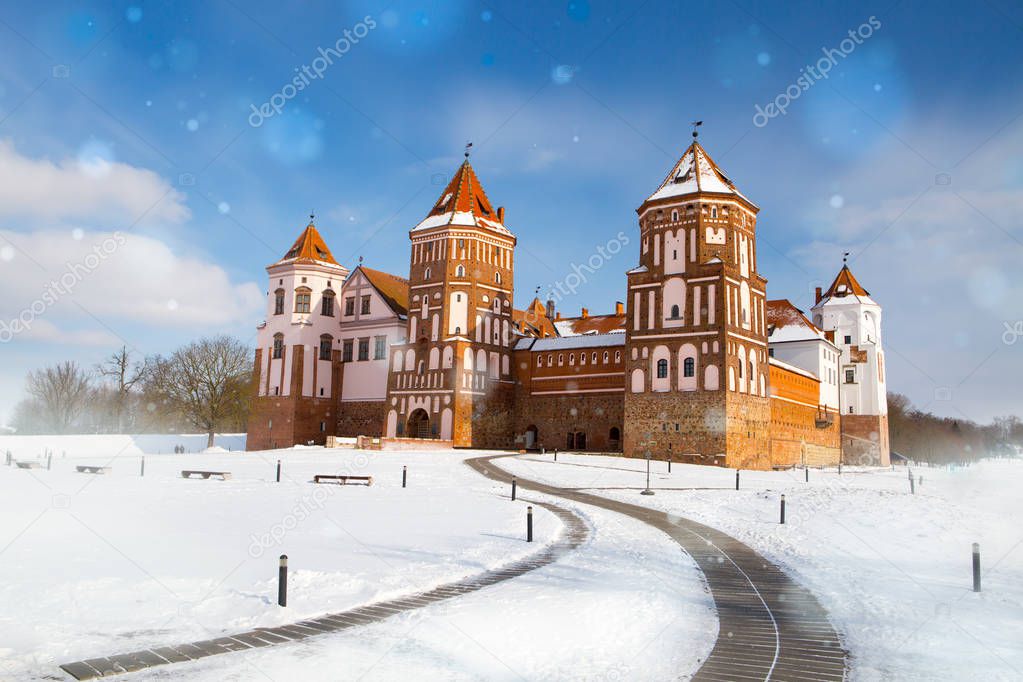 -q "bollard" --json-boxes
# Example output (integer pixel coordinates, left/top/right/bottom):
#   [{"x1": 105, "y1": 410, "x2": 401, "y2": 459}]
[
  {"x1": 805, "y1": 467, "x2": 809, "y2": 483},
  {"x1": 140, "y1": 456, "x2": 145, "y2": 477},
  {"x1": 47, "y1": 453, "x2": 52, "y2": 470},
  {"x1": 780, "y1": 494, "x2": 786, "y2": 524},
  {"x1": 972, "y1": 543, "x2": 981, "y2": 592},
  {"x1": 909, "y1": 469, "x2": 915, "y2": 495},
  {"x1": 278, "y1": 555, "x2": 288, "y2": 607},
  {"x1": 668, "y1": 458, "x2": 671, "y2": 473},
  {"x1": 838, "y1": 461, "x2": 842, "y2": 475},
  {"x1": 276, "y1": 460, "x2": 281, "y2": 483},
  {"x1": 402, "y1": 465, "x2": 407, "y2": 488},
  {"x1": 527, "y1": 505, "x2": 533, "y2": 542},
  {"x1": 511, "y1": 477, "x2": 517, "y2": 501},
  {"x1": 554, "y1": 449, "x2": 558, "y2": 462},
  {"x1": 735, "y1": 469, "x2": 740, "y2": 490}
]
